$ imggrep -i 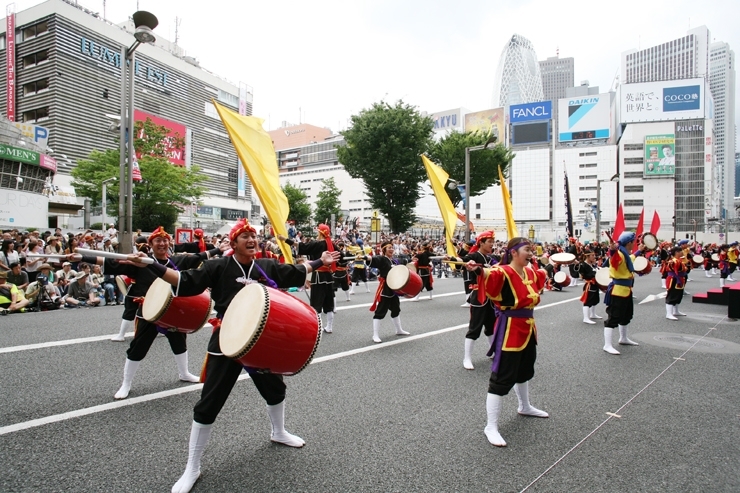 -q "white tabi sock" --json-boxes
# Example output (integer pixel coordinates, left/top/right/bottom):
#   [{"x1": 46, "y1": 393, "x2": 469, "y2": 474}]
[
  {"x1": 484, "y1": 393, "x2": 506, "y2": 447},
  {"x1": 114, "y1": 358, "x2": 141, "y2": 399},
  {"x1": 345, "y1": 290, "x2": 351, "y2": 301},
  {"x1": 111, "y1": 318, "x2": 133, "y2": 342},
  {"x1": 603, "y1": 328, "x2": 620, "y2": 355},
  {"x1": 673, "y1": 305, "x2": 687, "y2": 316},
  {"x1": 175, "y1": 352, "x2": 200, "y2": 382},
  {"x1": 486, "y1": 334, "x2": 494, "y2": 359},
  {"x1": 323, "y1": 311, "x2": 334, "y2": 333},
  {"x1": 589, "y1": 306, "x2": 603, "y2": 319},
  {"x1": 618, "y1": 324, "x2": 639, "y2": 345},
  {"x1": 392, "y1": 316, "x2": 410, "y2": 336},
  {"x1": 372, "y1": 318, "x2": 382, "y2": 343},
  {"x1": 171, "y1": 421, "x2": 213, "y2": 493},
  {"x1": 267, "y1": 401, "x2": 305, "y2": 447},
  {"x1": 583, "y1": 306, "x2": 595, "y2": 324},
  {"x1": 463, "y1": 338, "x2": 475, "y2": 370},
  {"x1": 514, "y1": 381, "x2": 549, "y2": 417}
]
